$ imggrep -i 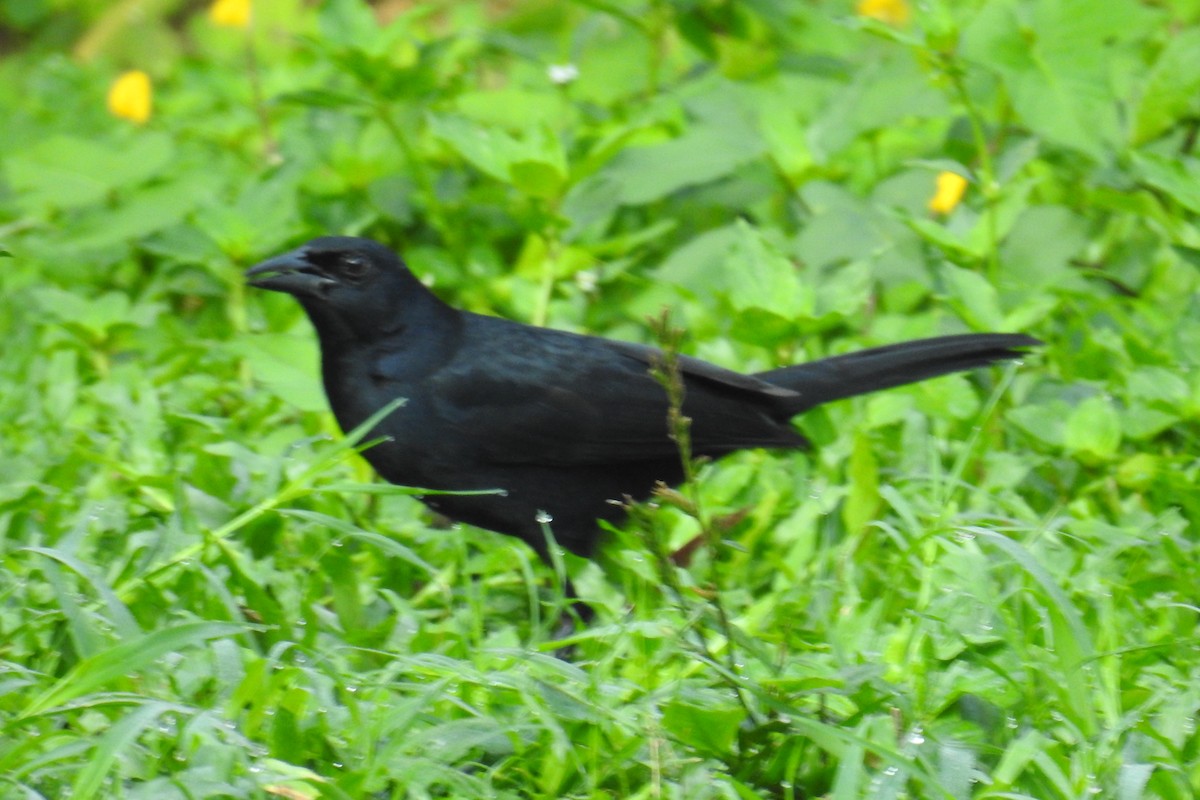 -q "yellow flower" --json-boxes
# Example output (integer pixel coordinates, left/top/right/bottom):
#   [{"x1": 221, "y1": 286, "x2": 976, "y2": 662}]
[
  {"x1": 929, "y1": 171, "x2": 968, "y2": 214},
  {"x1": 210, "y1": 0, "x2": 251, "y2": 28},
  {"x1": 857, "y1": 0, "x2": 910, "y2": 26},
  {"x1": 107, "y1": 70, "x2": 152, "y2": 124}
]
